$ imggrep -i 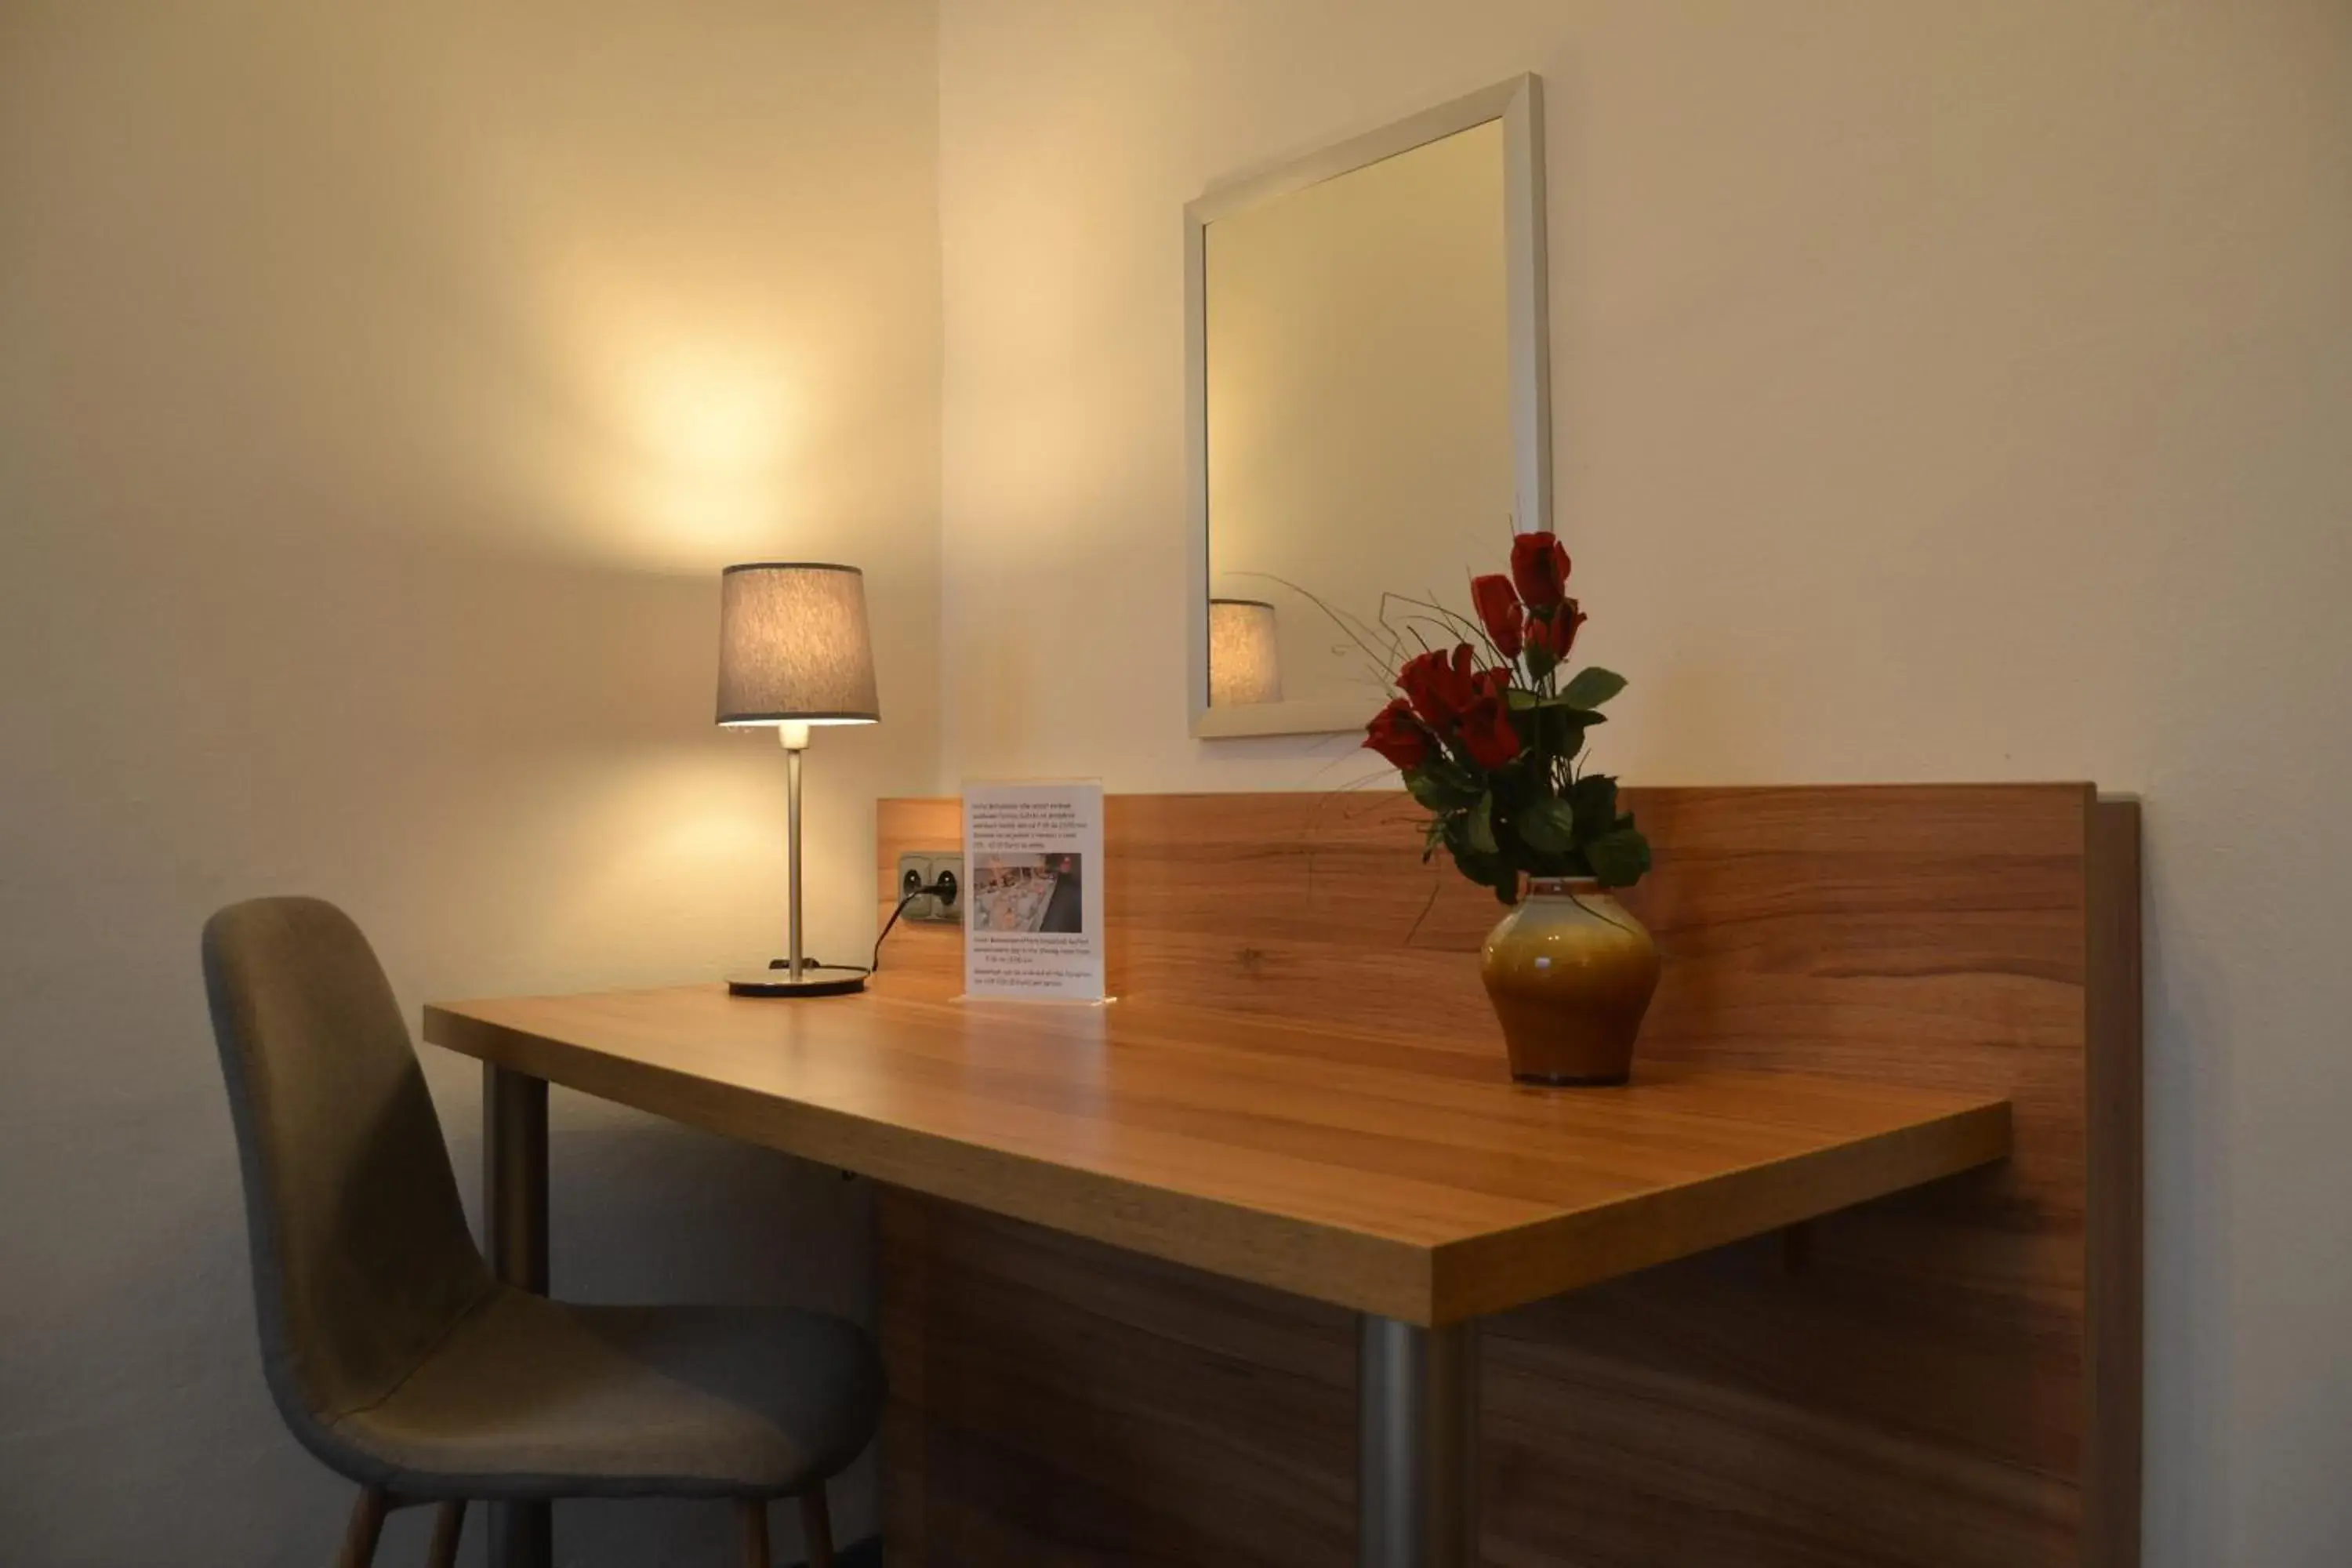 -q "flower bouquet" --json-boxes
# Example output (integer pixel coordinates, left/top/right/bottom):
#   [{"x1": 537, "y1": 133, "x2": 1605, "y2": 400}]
[
  {"x1": 1358, "y1": 532, "x2": 1661, "y2": 1083},
  {"x1": 1360, "y1": 532, "x2": 1651, "y2": 900}
]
